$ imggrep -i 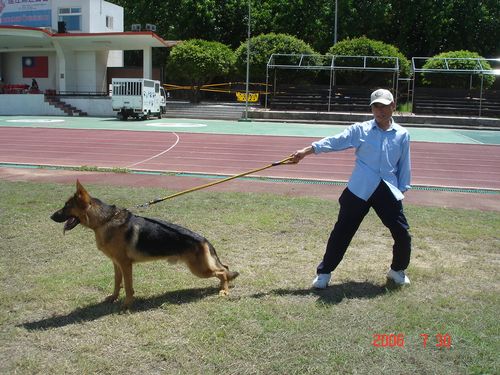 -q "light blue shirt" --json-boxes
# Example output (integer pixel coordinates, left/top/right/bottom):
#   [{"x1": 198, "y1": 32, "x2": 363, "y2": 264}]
[{"x1": 311, "y1": 119, "x2": 411, "y2": 201}]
